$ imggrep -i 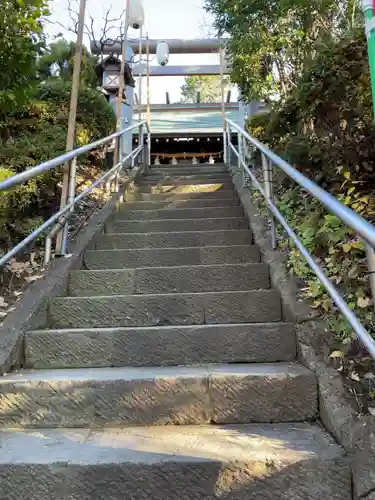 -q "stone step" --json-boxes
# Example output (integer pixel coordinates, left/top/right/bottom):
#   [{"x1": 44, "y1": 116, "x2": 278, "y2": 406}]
[
  {"x1": 139, "y1": 175, "x2": 232, "y2": 184},
  {"x1": 95, "y1": 229, "x2": 253, "y2": 250},
  {"x1": 137, "y1": 183, "x2": 234, "y2": 194},
  {"x1": 106, "y1": 217, "x2": 249, "y2": 234},
  {"x1": 119, "y1": 198, "x2": 240, "y2": 211},
  {"x1": 0, "y1": 423, "x2": 350, "y2": 500},
  {"x1": 151, "y1": 165, "x2": 229, "y2": 175},
  {"x1": 126, "y1": 189, "x2": 237, "y2": 202},
  {"x1": 157, "y1": 162, "x2": 227, "y2": 168},
  {"x1": 84, "y1": 245, "x2": 260, "y2": 270},
  {"x1": 69, "y1": 263, "x2": 270, "y2": 296},
  {"x1": 0, "y1": 363, "x2": 317, "y2": 427},
  {"x1": 114, "y1": 206, "x2": 244, "y2": 220},
  {"x1": 49, "y1": 290, "x2": 282, "y2": 328},
  {"x1": 26, "y1": 323, "x2": 296, "y2": 369}
]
